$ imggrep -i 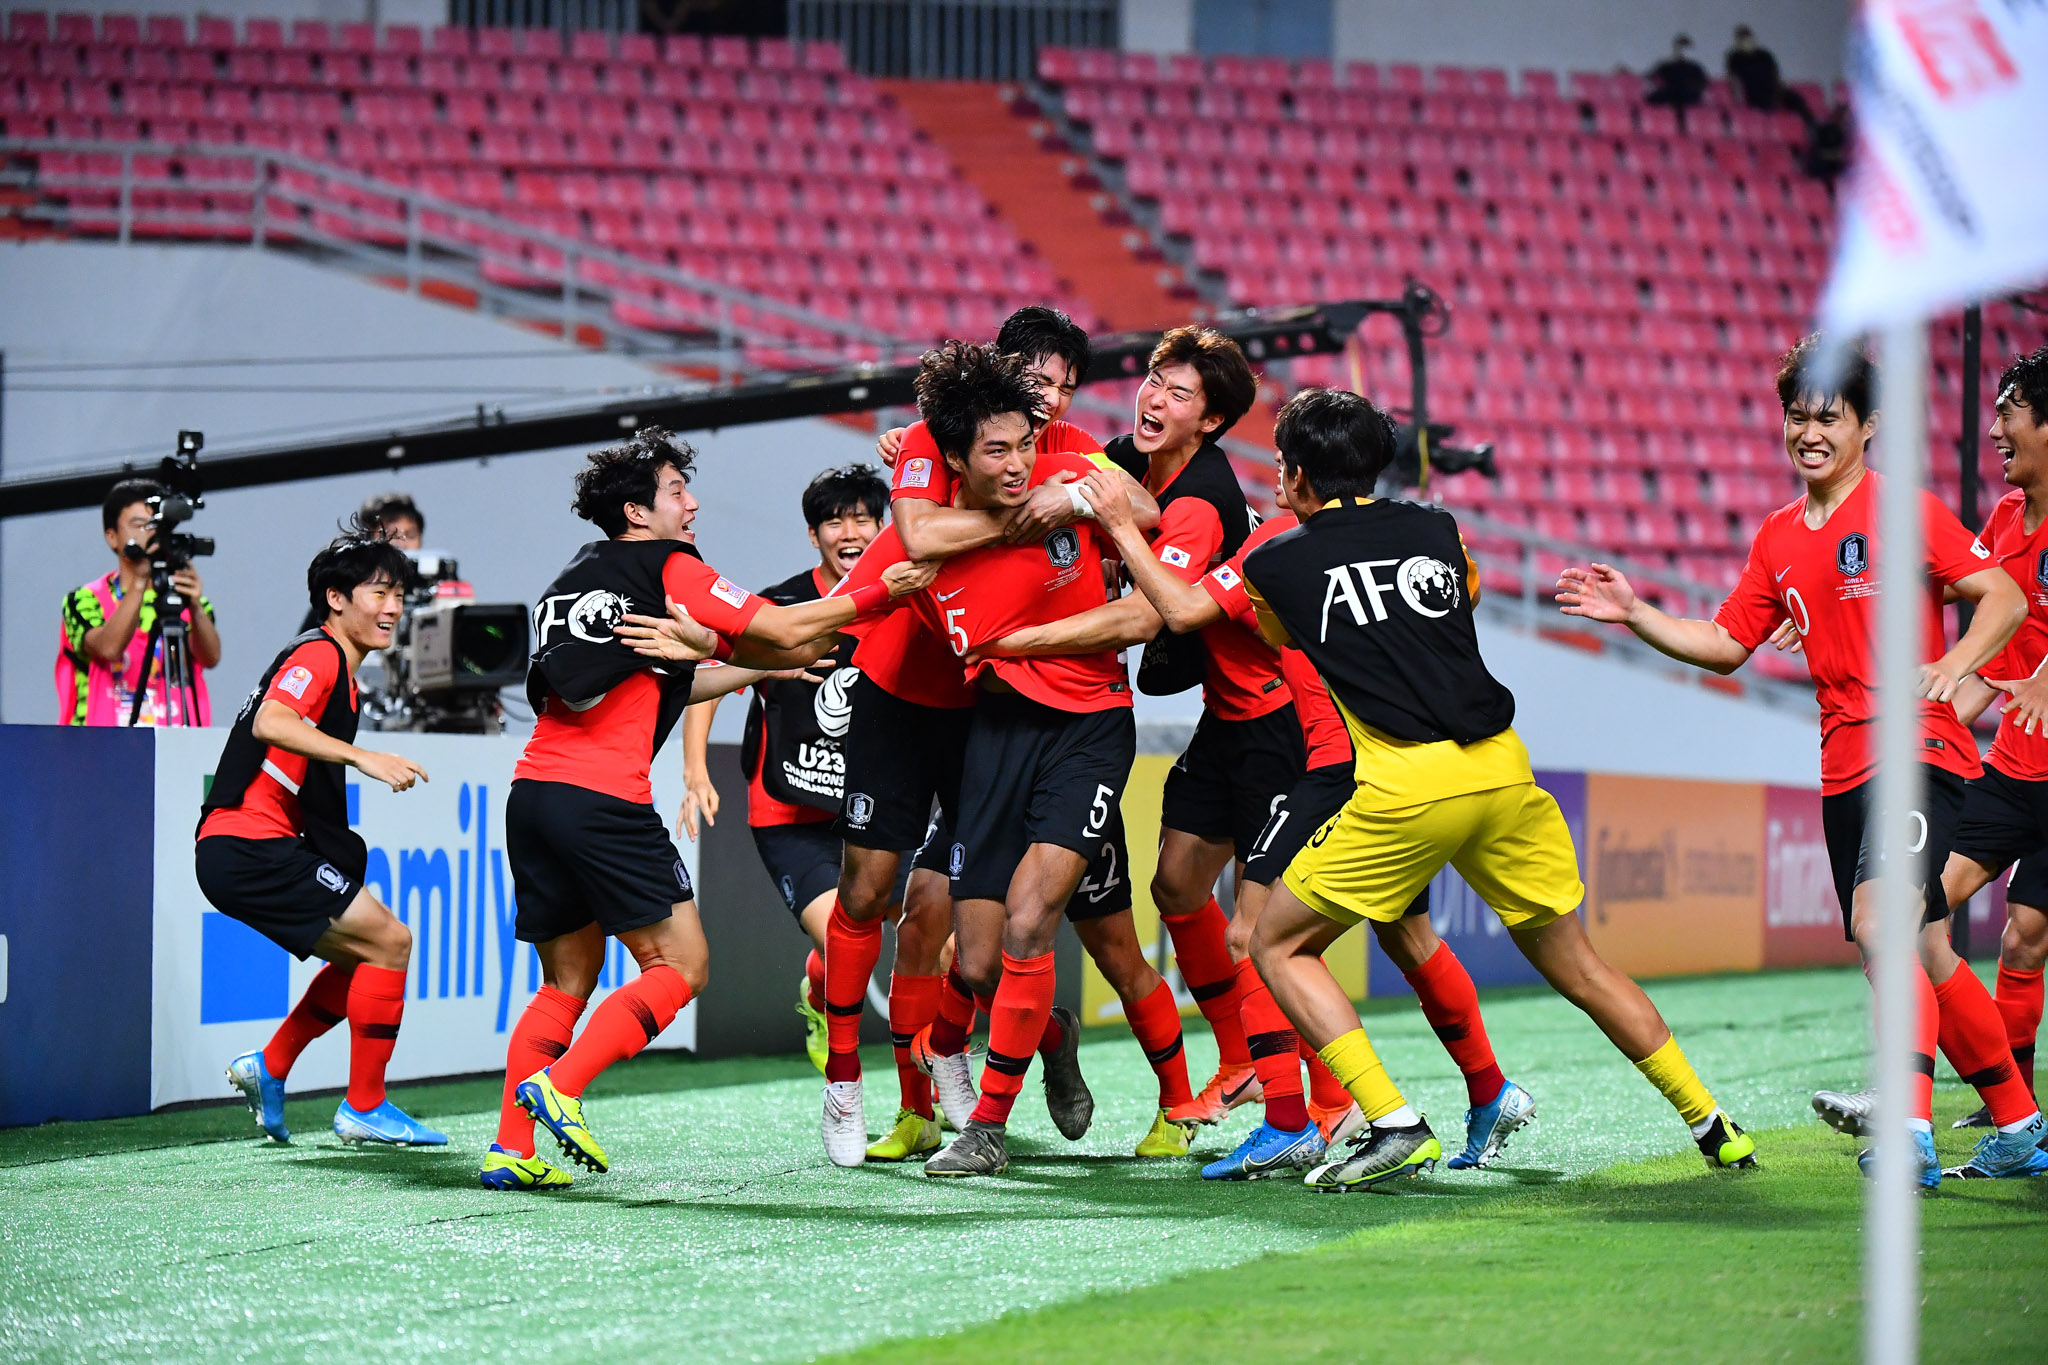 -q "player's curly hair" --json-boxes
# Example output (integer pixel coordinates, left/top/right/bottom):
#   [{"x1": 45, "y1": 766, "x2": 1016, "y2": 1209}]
[
  {"x1": 571, "y1": 426, "x2": 698, "y2": 538},
  {"x1": 1997, "y1": 346, "x2": 2048, "y2": 426},
  {"x1": 1777, "y1": 334, "x2": 1879, "y2": 424},
  {"x1": 995, "y1": 305, "x2": 1091, "y2": 386},
  {"x1": 913, "y1": 340, "x2": 1045, "y2": 463},
  {"x1": 307, "y1": 511, "x2": 418, "y2": 616}
]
